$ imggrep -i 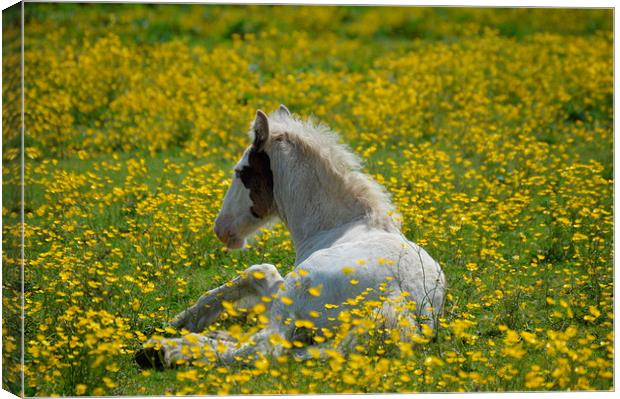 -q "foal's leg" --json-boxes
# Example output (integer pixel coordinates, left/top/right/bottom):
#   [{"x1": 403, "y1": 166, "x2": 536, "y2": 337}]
[
  {"x1": 136, "y1": 334, "x2": 224, "y2": 370},
  {"x1": 171, "y1": 263, "x2": 283, "y2": 333},
  {"x1": 138, "y1": 326, "x2": 288, "y2": 369},
  {"x1": 136, "y1": 264, "x2": 284, "y2": 370}
]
